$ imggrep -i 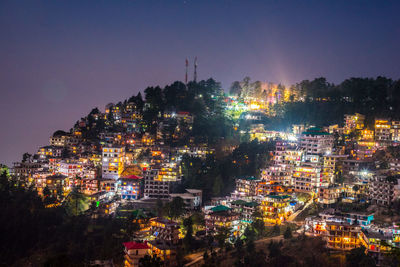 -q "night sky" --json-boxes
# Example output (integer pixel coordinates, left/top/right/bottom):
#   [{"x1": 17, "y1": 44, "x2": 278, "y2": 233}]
[{"x1": 1, "y1": 0, "x2": 399, "y2": 165}]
